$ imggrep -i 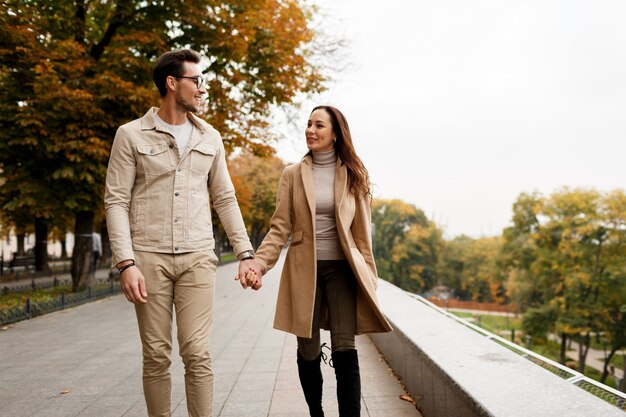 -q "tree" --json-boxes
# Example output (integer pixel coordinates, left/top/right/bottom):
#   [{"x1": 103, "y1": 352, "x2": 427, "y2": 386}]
[
  {"x1": 228, "y1": 151, "x2": 285, "y2": 249},
  {"x1": 0, "y1": 1, "x2": 329, "y2": 290},
  {"x1": 502, "y1": 188, "x2": 626, "y2": 369},
  {"x1": 371, "y1": 199, "x2": 443, "y2": 292},
  {"x1": 390, "y1": 221, "x2": 444, "y2": 293},
  {"x1": 439, "y1": 235, "x2": 506, "y2": 303},
  {"x1": 522, "y1": 305, "x2": 559, "y2": 343},
  {"x1": 597, "y1": 190, "x2": 626, "y2": 383}
]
